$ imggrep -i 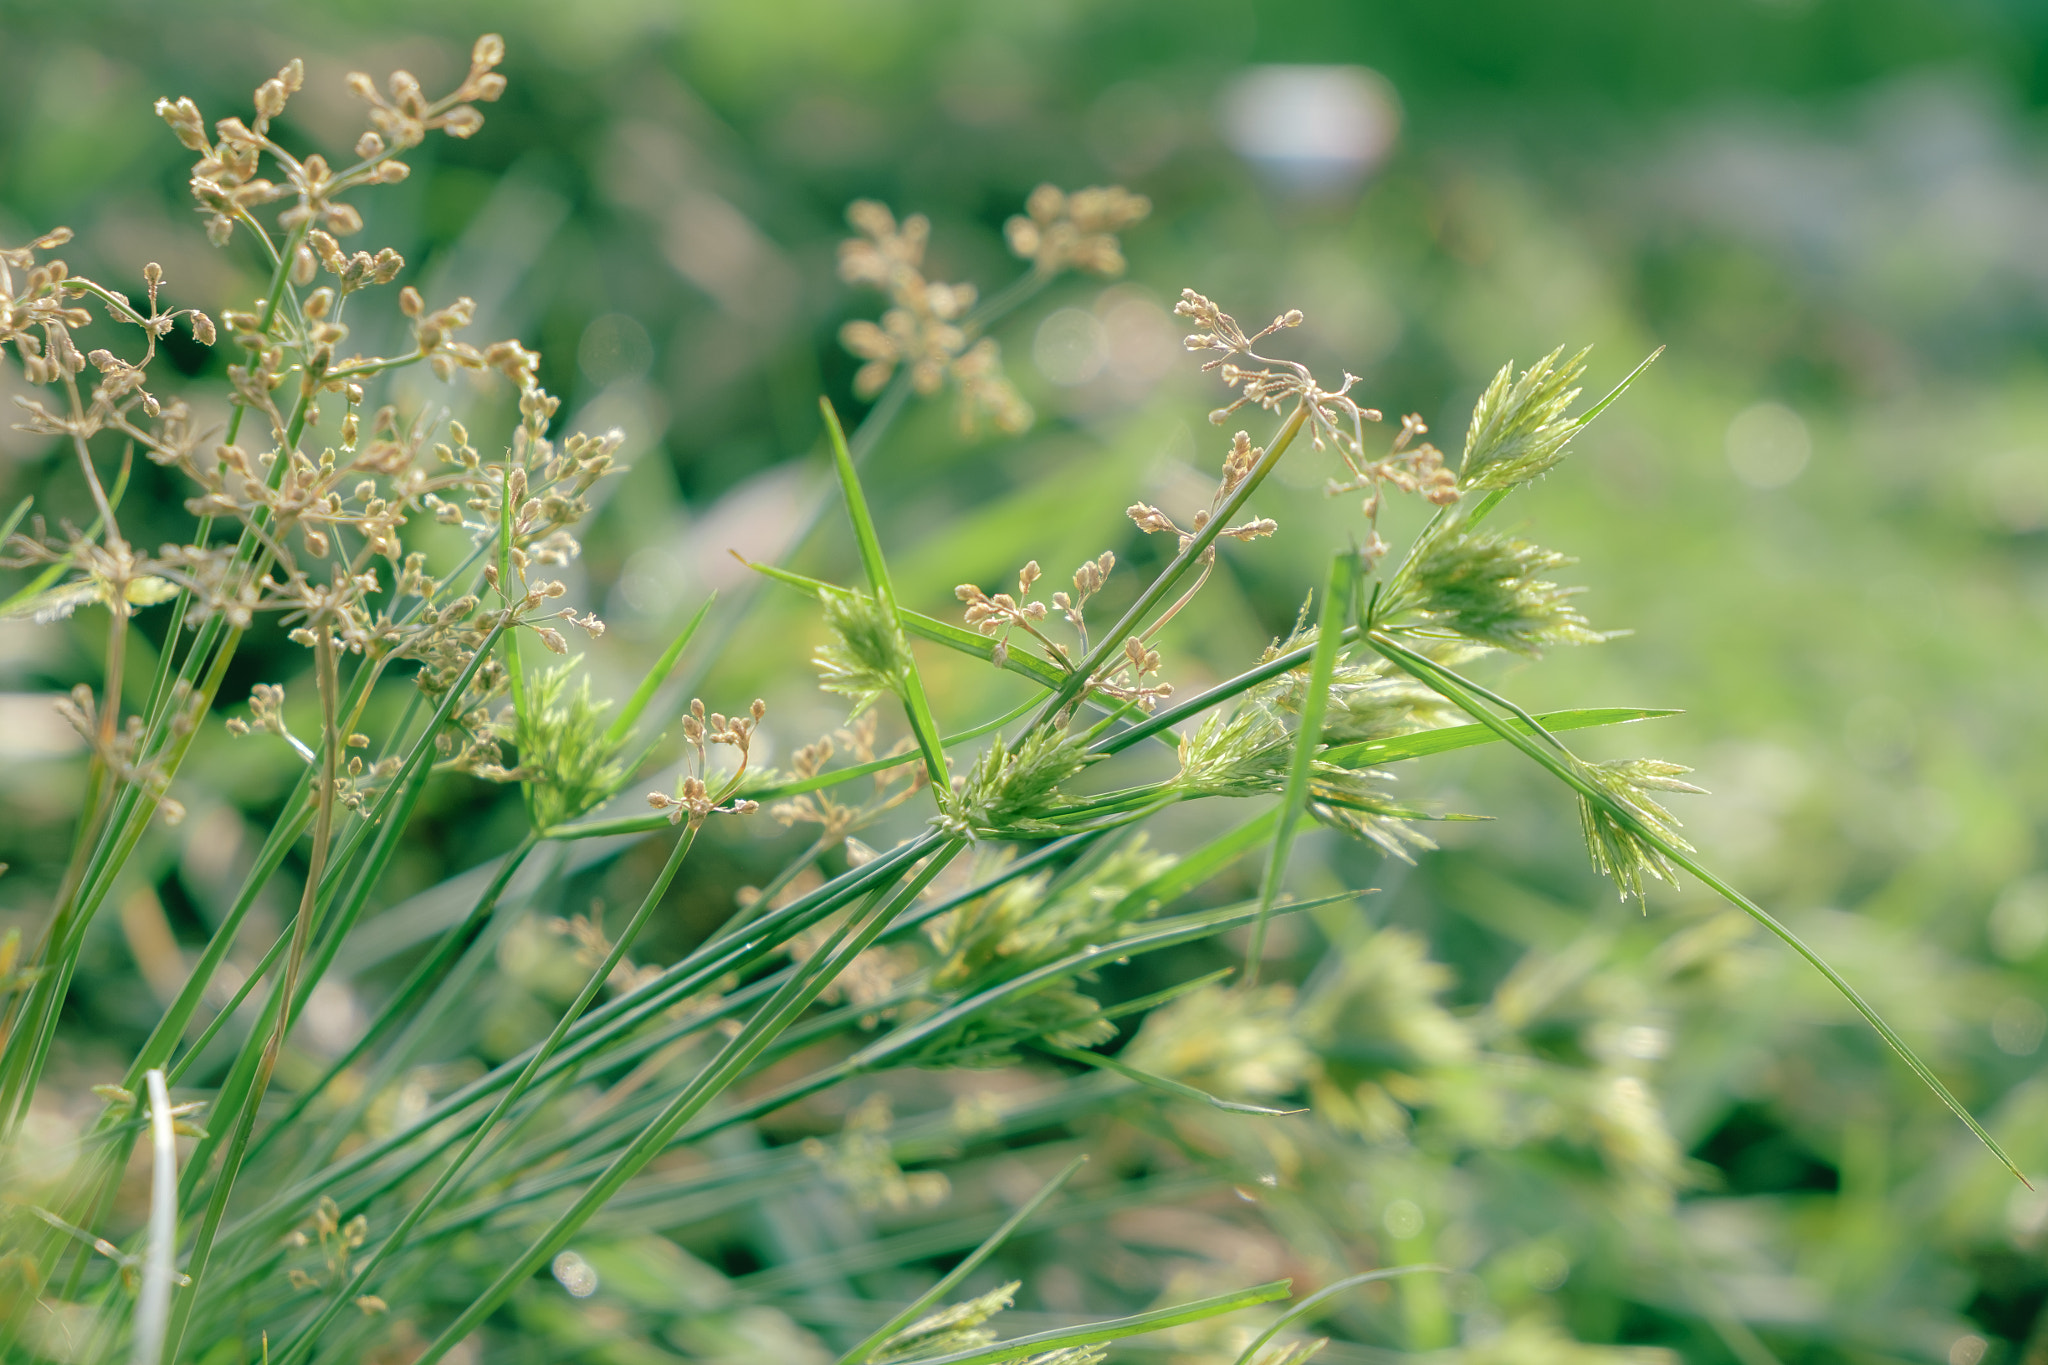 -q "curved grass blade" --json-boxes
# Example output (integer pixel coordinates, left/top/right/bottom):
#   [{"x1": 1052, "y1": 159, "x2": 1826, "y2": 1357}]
[
  {"x1": 821, "y1": 396, "x2": 948, "y2": 791},
  {"x1": 1365, "y1": 626, "x2": 2031, "y2": 1187},
  {"x1": 1033, "y1": 1039, "x2": 1305, "y2": 1117},
  {"x1": 408, "y1": 842, "x2": 965, "y2": 1365},
  {"x1": 1323, "y1": 707, "x2": 1679, "y2": 768},
  {"x1": 906, "y1": 1279, "x2": 1292, "y2": 1365},
  {"x1": 1228, "y1": 1265, "x2": 1447, "y2": 1365},
  {"x1": 838, "y1": 1154, "x2": 1088, "y2": 1365}
]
